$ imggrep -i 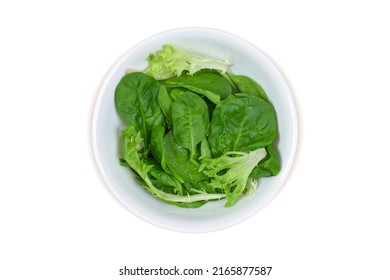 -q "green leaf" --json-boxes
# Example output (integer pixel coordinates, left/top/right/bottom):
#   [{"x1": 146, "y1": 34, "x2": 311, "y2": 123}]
[
  {"x1": 148, "y1": 165, "x2": 184, "y2": 195},
  {"x1": 145, "y1": 45, "x2": 232, "y2": 80},
  {"x1": 250, "y1": 145, "x2": 281, "y2": 177},
  {"x1": 162, "y1": 72, "x2": 232, "y2": 104},
  {"x1": 157, "y1": 84, "x2": 173, "y2": 125},
  {"x1": 149, "y1": 125, "x2": 165, "y2": 164},
  {"x1": 200, "y1": 139, "x2": 212, "y2": 159},
  {"x1": 225, "y1": 73, "x2": 269, "y2": 102},
  {"x1": 199, "y1": 148, "x2": 267, "y2": 207},
  {"x1": 208, "y1": 94, "x2": 277, "y2": 156},
  {"x1": 163, "y1": 131, "x2": 207, "y2": 182},
  {"x1": 171, "y1": 91, "x2": 209, "y2": 159},
  {"x1": 115, "y1": 72, "x2": 164, "y2": 148}
]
